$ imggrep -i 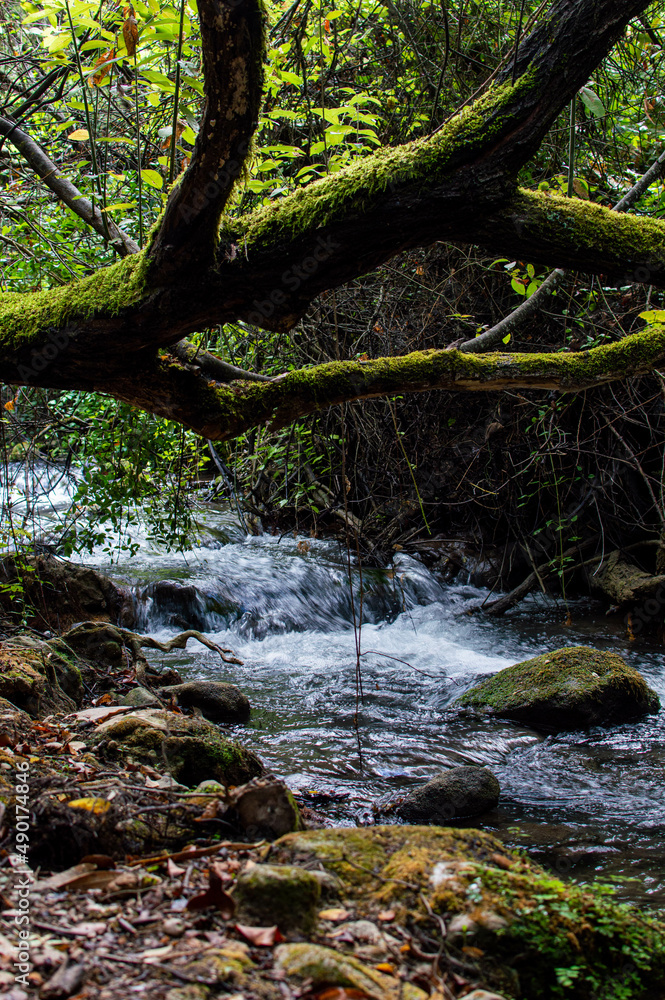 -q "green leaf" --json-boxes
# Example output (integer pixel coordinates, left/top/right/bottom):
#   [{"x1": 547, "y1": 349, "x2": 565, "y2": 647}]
[
  {"x1": 639, "y1": 309, "x2": 665, "y2": 324},
  {"x1": 502, "y1": 333, "x2": 511, "y2": 345},
  {"x1": 141, "y1": 169, "x2": 164, "y2": 190},
  {"x1": 579, "y1": 86, "x2": 605, "y2": 118}
]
